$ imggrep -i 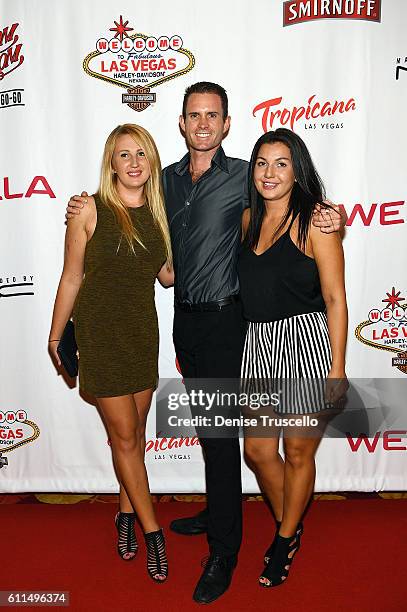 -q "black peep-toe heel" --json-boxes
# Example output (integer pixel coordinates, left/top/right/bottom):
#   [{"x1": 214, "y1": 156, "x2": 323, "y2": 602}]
[
  {"x1": 115, "y1": 512, "x2": 138, "y2": 561},
  {"x1": 259, "y1": 531, "x2": 300, "y2": 587},
  {"x1": 144, "y1": 528, "x2": 168, "y2": 582},
  {"x1": 264, "y1": 521, "x2": 303, "y2": 565}
]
